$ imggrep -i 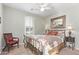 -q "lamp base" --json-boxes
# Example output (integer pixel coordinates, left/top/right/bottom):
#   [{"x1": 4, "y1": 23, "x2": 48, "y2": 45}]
[{"x1": 69, "y1": 31, "x2": 71, "y2": 37}]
